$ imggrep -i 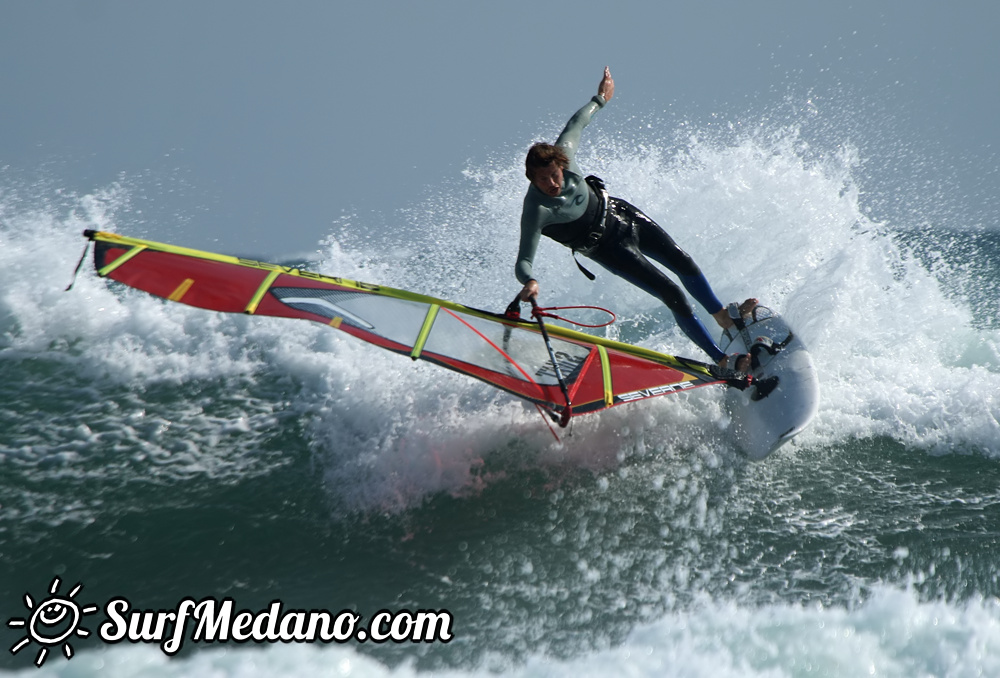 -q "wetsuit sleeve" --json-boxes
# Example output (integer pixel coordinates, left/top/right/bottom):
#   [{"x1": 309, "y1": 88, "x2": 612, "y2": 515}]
[
  {"x1": 515, "y1": 199, "x2": 544, "y2": 284},
  {"x1": 554, "y1": 95, "x2": 606, "y2": 173}
]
